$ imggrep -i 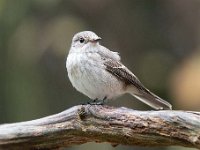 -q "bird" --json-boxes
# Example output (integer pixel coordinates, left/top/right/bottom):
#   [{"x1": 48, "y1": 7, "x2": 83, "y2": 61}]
[{"x1": 66, "y1": 31, "x2": 172, "y2": 110}]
